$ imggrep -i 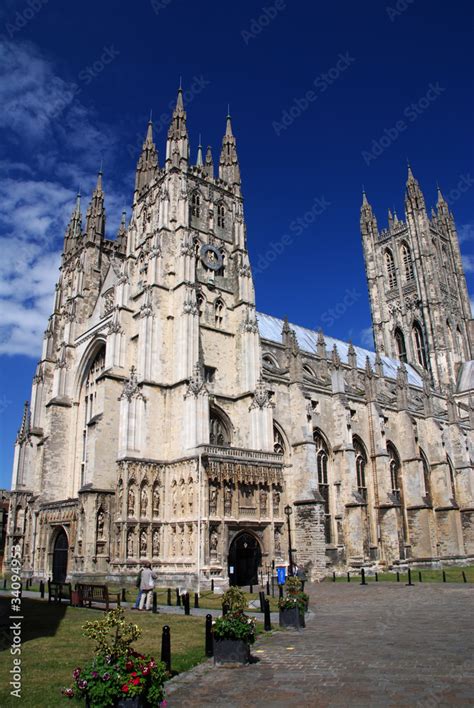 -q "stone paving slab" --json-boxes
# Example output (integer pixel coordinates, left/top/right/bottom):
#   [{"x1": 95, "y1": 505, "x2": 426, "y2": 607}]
[{"x1": 166, "y1": 582, "x2": 474, "y2": 707}]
